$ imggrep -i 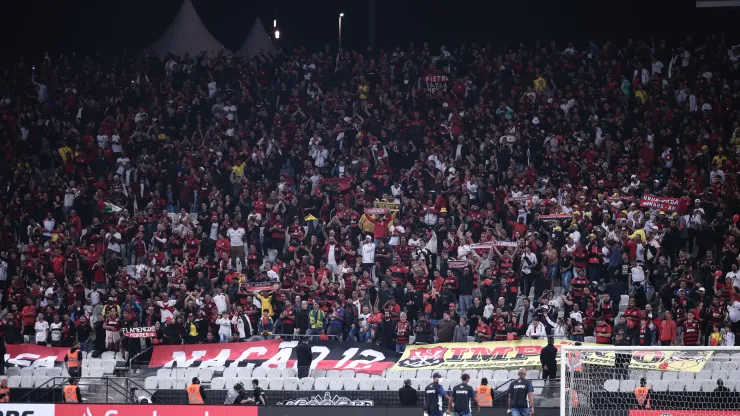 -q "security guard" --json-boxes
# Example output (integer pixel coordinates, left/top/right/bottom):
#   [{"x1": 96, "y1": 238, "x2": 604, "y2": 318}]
[
  {"x1": 63, "y1": 378, "x2": 81, "y2": 403},
  {"x1": 634, "y1": 377, "x2": 651, "y2": 409},
  {"x1": 186, "y1": 377, "x2": 206, "y2": 405},
  {"x1": 508, "y1": 368, "x2": 534, "y2": 416},
  {"x1": 0, "y1": 377, "x2": 10, "y2": 403},
  {"x1": 449, "y1": 373, "x2": 478, "y2": 416},
  {"x1": 65, "y1": 341, "x2": 83, "y2": 378},
  {"x1": 475, "y1": 378, "x2": 492, "y2": 407},
  {"x1": 424, "y1": 372, "x2": 448, "y2": 416}
]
